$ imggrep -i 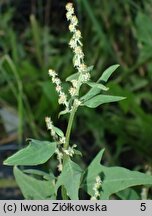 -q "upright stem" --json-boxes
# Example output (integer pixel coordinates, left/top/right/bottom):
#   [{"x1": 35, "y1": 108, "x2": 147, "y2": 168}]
[
  {"x1": 61, "y1": 104, "x2": 77, "y2": 200},
  {"x1": 64, "y1": 105, "x2": 77, "y2": 150}
]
